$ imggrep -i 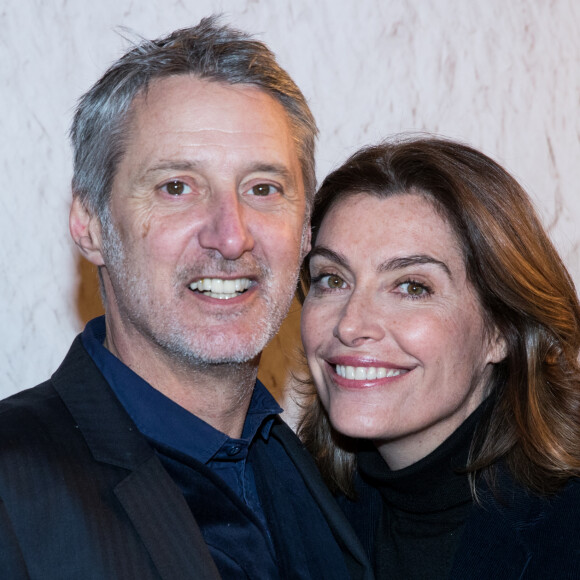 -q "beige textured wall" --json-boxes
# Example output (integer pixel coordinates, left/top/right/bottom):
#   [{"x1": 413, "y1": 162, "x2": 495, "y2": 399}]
[{"x1": 2, "y1": 1, "x2": 580, "y2": 427}]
